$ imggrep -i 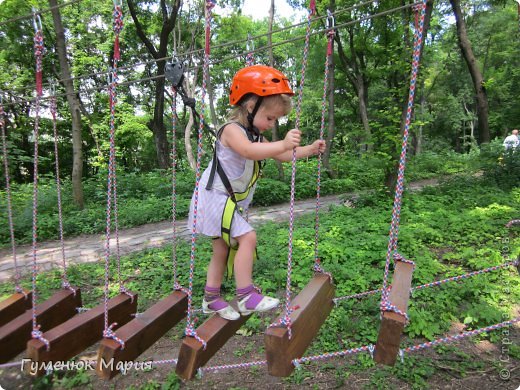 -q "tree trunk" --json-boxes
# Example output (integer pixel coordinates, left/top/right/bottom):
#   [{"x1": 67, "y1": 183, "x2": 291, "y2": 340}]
[
  {"x1": 357, "y1": 77, "x2": 371, "y2": 152},
  {"x1": 151, "y1": 61, "x2": 170, "y2": 169},
  {"x1": 48, "y1": 0, "x2": 84, "y2": 209},
  {"x1": 335, "y1": 27, "x2": 371, "y2": 152},
  {"x1": 127, "y1": 0, "x2": 182, "y2": 169},
  {"x1": 268, "y1": 0, "x2": 285, "y2": 180},
  {"x1": 449, "y1": 0, "x2": 490, "y2": 144}
]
